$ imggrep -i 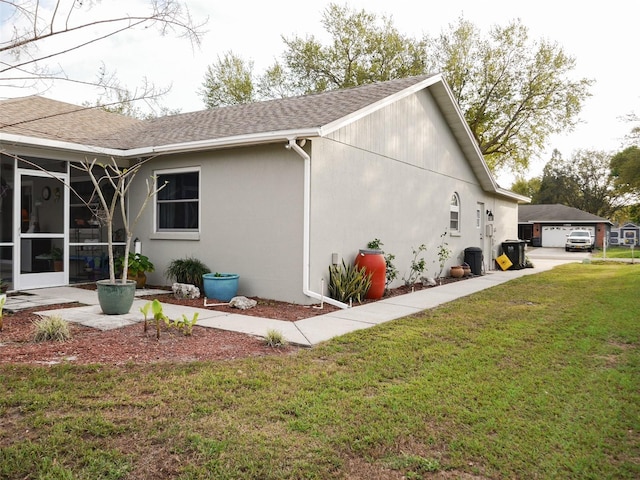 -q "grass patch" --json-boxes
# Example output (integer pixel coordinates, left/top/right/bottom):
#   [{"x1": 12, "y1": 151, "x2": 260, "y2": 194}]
[
  {"x1": 592, "y1": 245, "x2": 639, "y2": 259},
  {"x1": 1, "y1": 263, "x2": 639, "y2": 479}
]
